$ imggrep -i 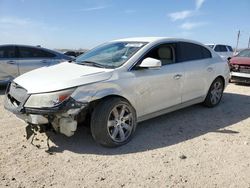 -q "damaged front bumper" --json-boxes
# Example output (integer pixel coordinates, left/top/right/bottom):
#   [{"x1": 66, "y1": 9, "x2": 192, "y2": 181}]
[{"x1": 4, "y1": 83, "x2": 88, "y2": 137}]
